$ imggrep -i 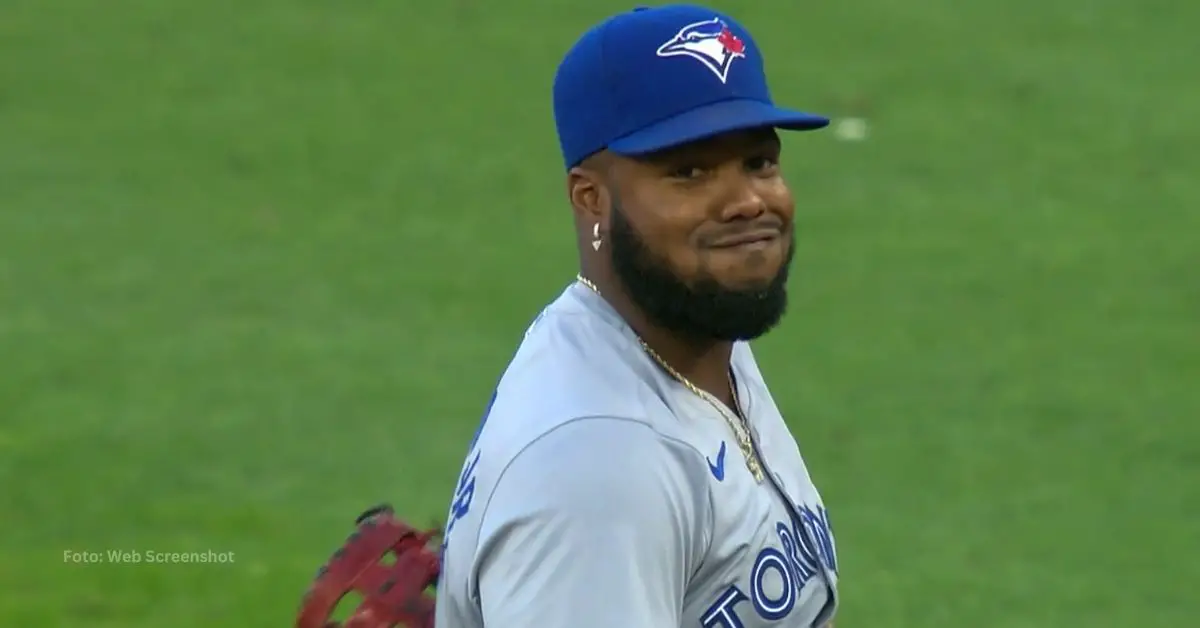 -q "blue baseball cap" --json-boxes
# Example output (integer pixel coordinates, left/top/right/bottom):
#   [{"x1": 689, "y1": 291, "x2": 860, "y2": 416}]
[{"x1": 553, "y1": 4, "x2": 829, "y2": 170}]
